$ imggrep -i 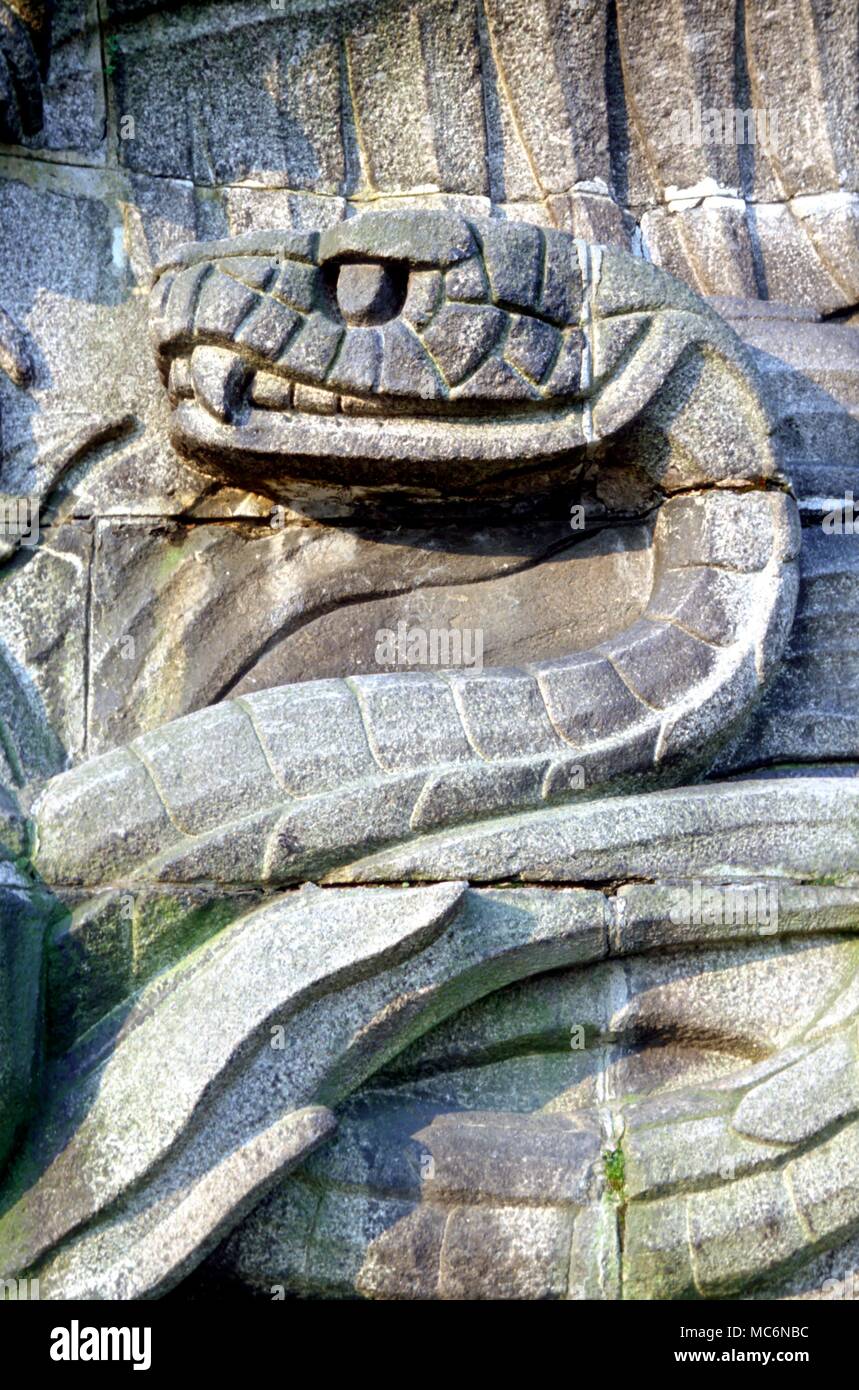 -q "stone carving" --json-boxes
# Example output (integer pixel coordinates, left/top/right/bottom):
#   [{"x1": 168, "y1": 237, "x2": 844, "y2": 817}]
[
  {"x1": 151, "y1": 210, "x2": 782, "y2": 503},
  {"x1": 0, "y1": 0, "x2": 857, "y2": 1304},
  {"x1": 30, "y1": 215, "x2": 798, "y2": 892},
  {"x1": 0, "y1": 216, "x2": 812, "y2": 1300}
]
